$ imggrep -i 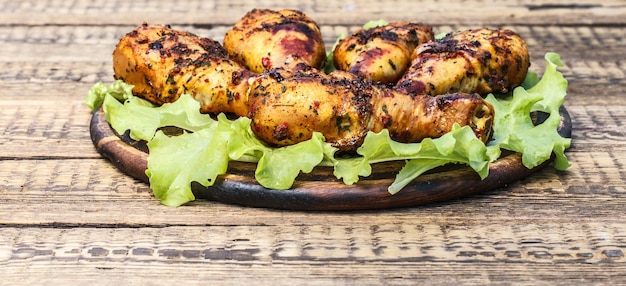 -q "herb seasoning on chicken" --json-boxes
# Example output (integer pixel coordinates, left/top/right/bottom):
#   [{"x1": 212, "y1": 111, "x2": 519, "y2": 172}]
[
  {"x1": 396, "y1": 28, "x2": 530, "y2": 96},
  {"x1": 113, "y1": 23, "x2": 254, "y2": 117},
  {"x1": 333, "y1": 22, "x2": 434, "y2": 84},
  {"x1": 223, "y1": 9, "x2": 327, "y2": 72},
  {"x1": 109, "y1": 10, "x2": 537, "y2": 152}
]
